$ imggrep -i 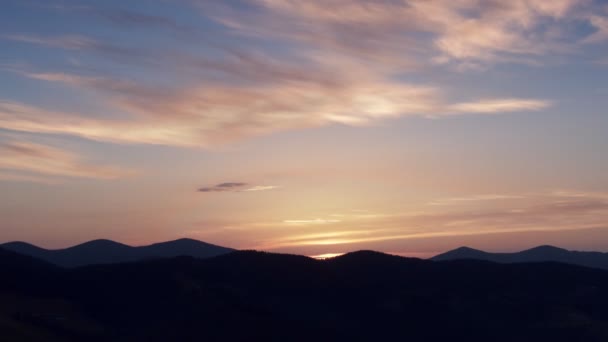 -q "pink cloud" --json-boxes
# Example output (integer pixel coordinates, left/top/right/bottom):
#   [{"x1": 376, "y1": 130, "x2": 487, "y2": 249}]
[{"x1": 0, "y1": 140, "x2": 135, "y2": 180}]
